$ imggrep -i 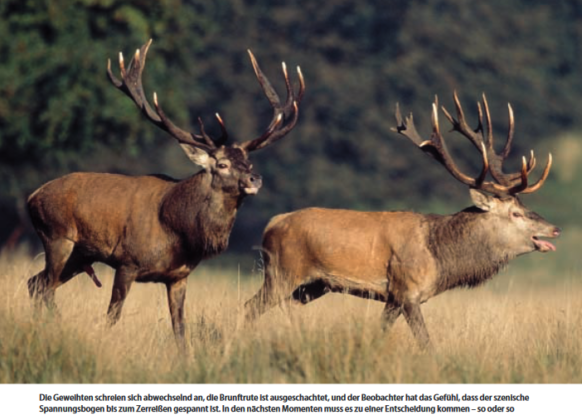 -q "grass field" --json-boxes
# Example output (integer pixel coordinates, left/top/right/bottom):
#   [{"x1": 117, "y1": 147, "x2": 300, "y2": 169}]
[{"x1": 0, "y1": 229, "x2": 580, "y2": 384}]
